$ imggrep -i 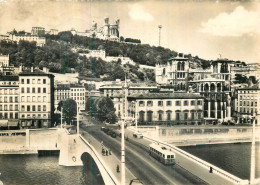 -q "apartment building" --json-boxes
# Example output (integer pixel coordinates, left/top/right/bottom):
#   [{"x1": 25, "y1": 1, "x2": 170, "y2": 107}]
[{"x1": 19, "y1": 68, "x2": 54, "y2": 128}]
